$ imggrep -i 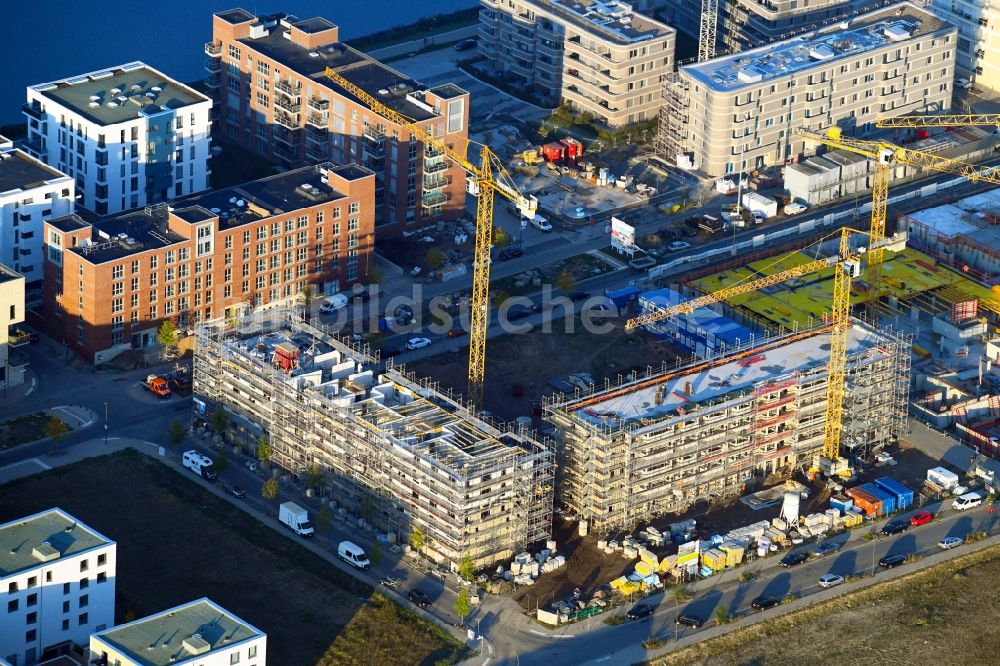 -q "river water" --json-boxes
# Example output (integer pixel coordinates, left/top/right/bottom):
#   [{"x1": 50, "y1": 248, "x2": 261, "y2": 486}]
[{"x1": 3, "y1": 0, "x2": 472, "y2": 124}]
